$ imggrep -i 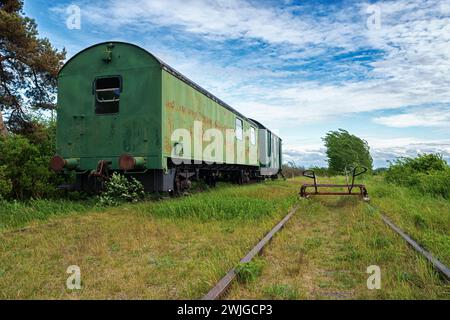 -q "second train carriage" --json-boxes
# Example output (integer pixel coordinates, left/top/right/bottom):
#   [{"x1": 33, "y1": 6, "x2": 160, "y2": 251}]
[{"x1": 50, "y1": 42, "x2": 282, "y2": 192}]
